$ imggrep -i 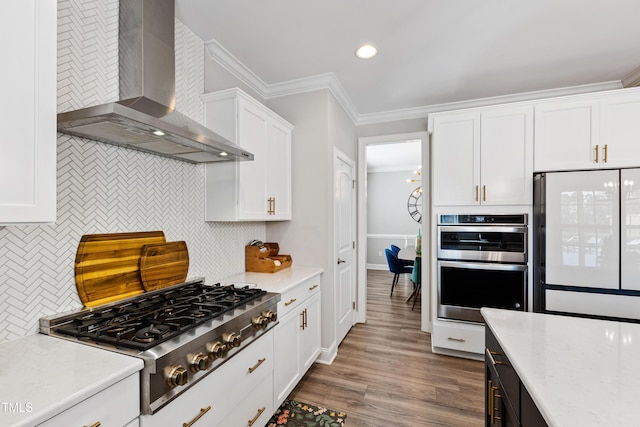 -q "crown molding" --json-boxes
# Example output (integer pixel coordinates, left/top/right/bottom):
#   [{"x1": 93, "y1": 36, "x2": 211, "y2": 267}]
[
  {"x1": 204, "y1": 38, "x2": 624, "y2": 126},
  {"x1": 265, "y1": 73, "x2": 360, "y2": 124},
  {"x1": 622, "y1": 66, "x2": 640, "y2": 87},
  {"x1": 356, "y1": 80, "x2": 623, "y2": 125},
  {"x1": 204, "y1": 40, "x2": 359, "y2": 123},
  {"x1": 204, "y1": 39, "x2": 269, "y2": 95}
]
